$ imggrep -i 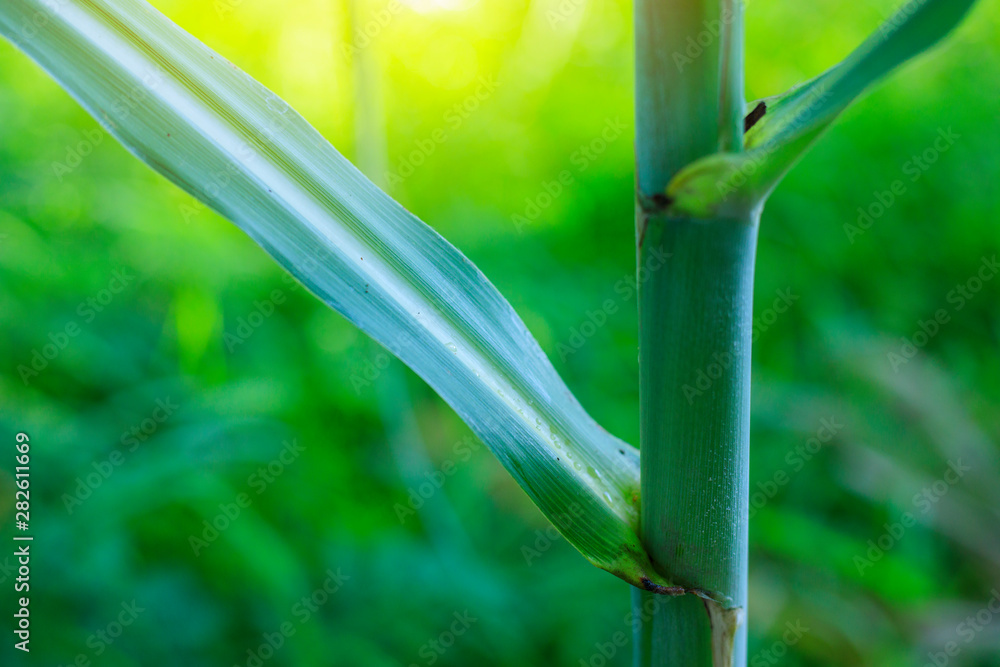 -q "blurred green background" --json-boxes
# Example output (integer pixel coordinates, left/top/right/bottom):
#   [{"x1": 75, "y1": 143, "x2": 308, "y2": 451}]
[{"x1": 1, "y1": 0, "x2": 999, "y2": 665}]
